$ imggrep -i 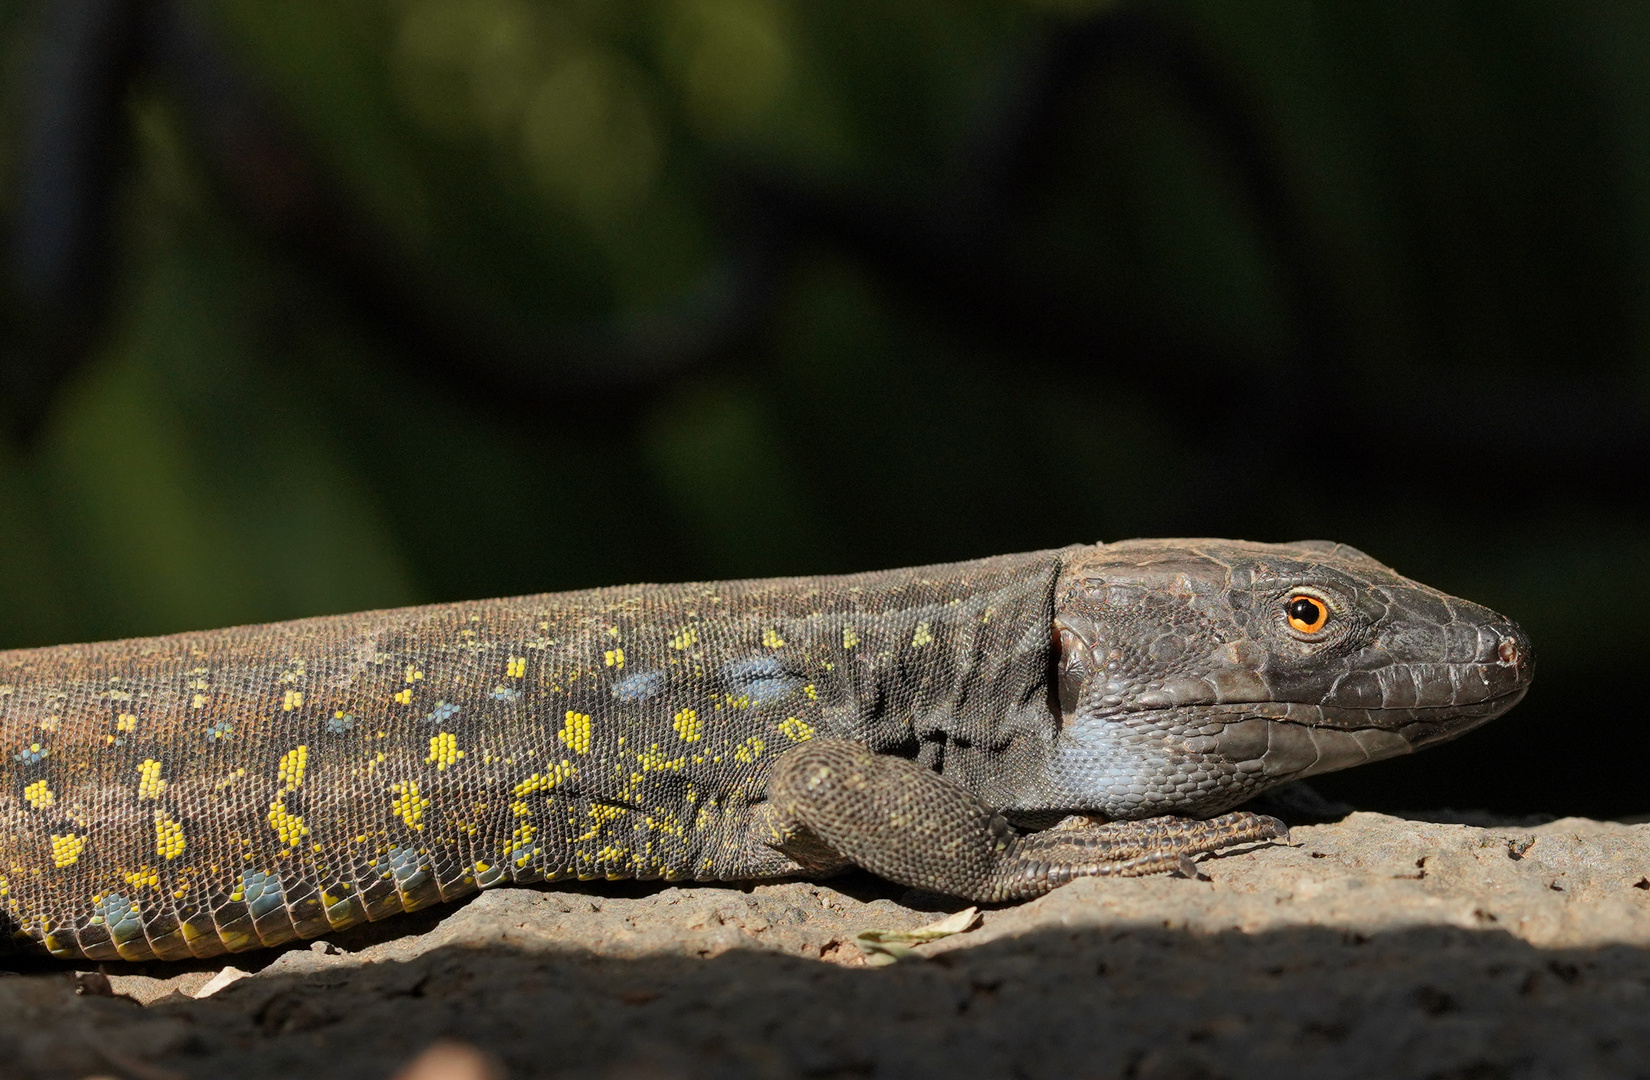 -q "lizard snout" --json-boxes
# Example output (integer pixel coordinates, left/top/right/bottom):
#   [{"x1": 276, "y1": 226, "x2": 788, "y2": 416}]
[{"x1": 1490, "y1": 620, "x2": 1533, "y2": 684}]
